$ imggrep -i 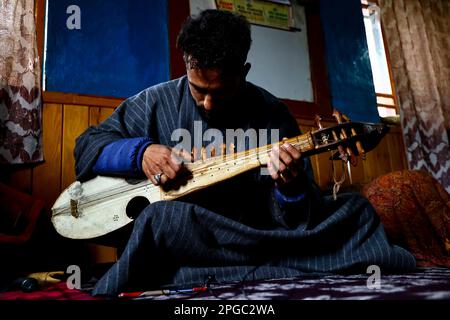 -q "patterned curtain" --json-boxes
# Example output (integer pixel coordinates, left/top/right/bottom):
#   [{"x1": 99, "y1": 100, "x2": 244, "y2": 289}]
[
  {"x1": 0, "y1": 0, "x2": 42, "y2": 164},
  {"x1": 379, "y1": 0, "x2": 450, "y2": 193}
]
